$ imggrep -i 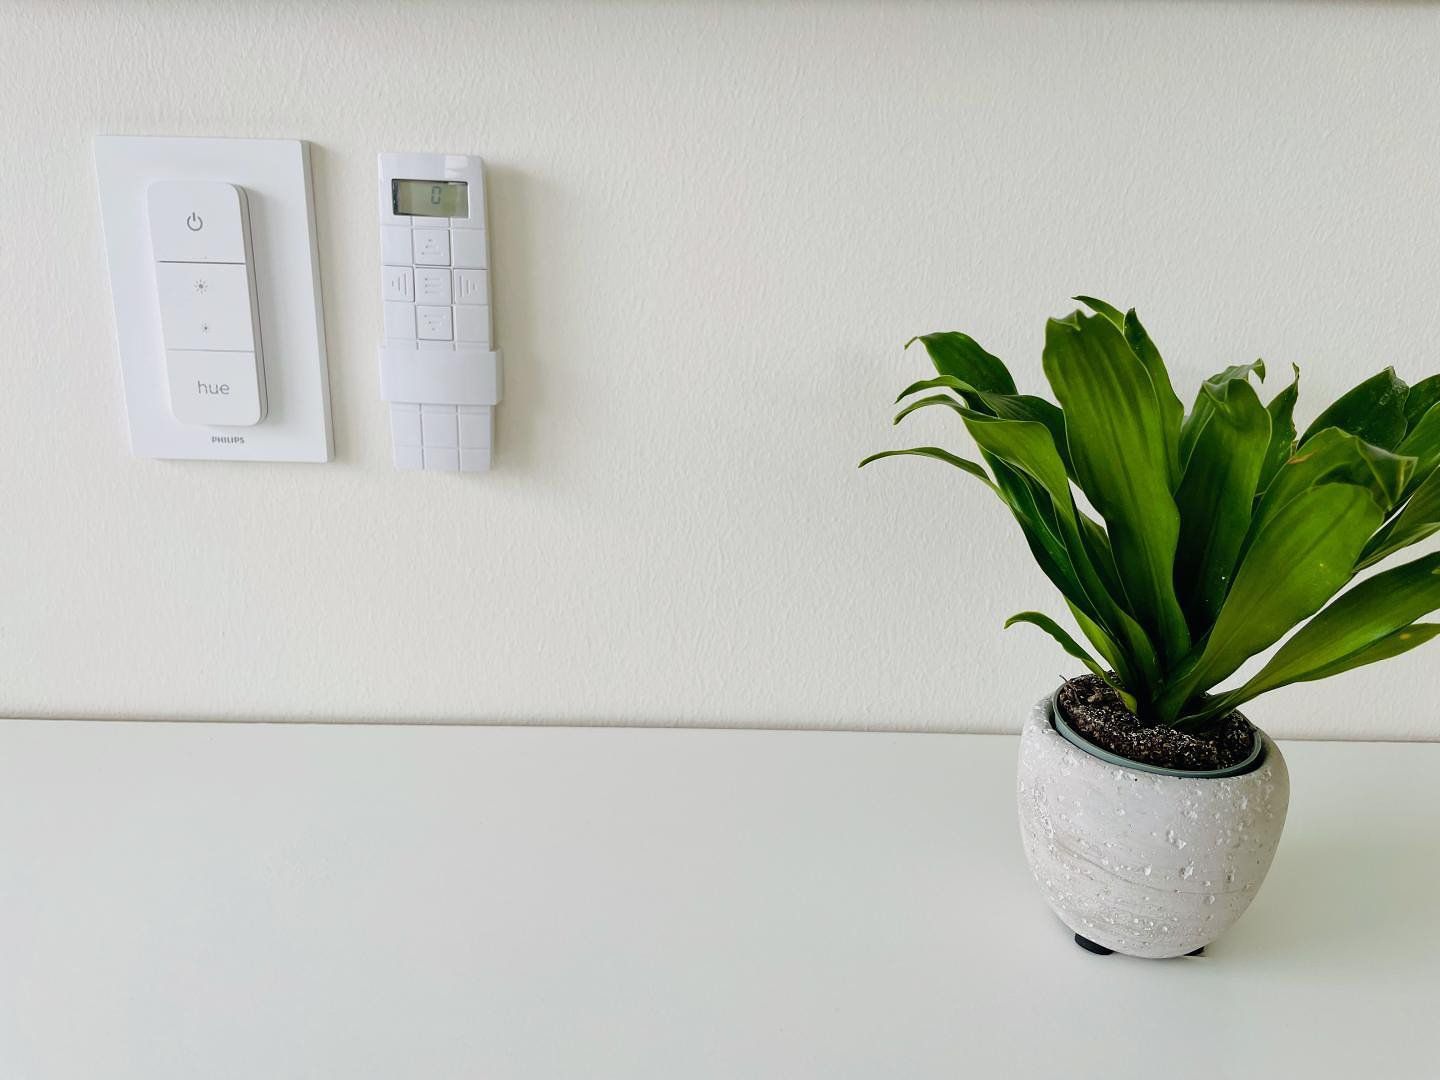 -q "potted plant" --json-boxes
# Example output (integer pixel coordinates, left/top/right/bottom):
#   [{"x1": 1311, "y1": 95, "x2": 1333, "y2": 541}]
[{"x1": 863, "y1": 298, "x2": 1440, "y2": 958}]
